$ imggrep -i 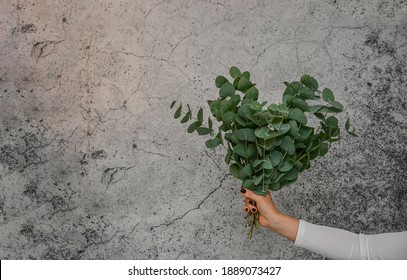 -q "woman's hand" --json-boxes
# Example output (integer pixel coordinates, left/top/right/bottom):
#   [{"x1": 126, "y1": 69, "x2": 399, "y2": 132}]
[
  {"x1": 240, "y1": 188, "x2": 280, "y2": 230},
  {"x1": 240, "y1": 187, "x2": 300, "y2": 242}
]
